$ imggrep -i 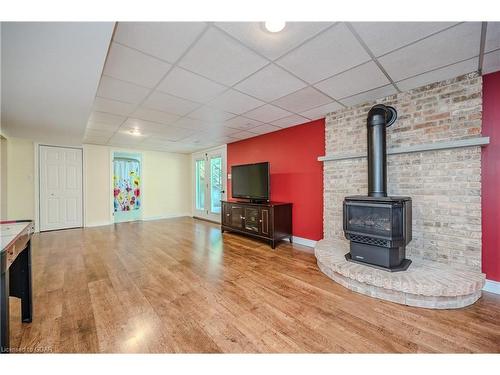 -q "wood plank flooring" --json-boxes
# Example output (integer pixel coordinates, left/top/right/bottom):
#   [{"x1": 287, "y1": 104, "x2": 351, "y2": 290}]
[{"x1": 8, "y1": 217, "x2": 500, "y2": 353}]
